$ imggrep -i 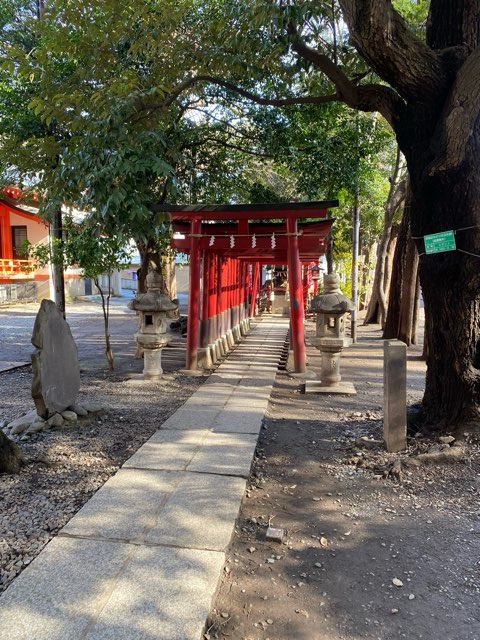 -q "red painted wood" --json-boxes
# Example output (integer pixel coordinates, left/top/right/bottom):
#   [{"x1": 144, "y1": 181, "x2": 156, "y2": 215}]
[
  {"x1": 167, "y1": 205, "x2": 333, "y2": 221},
  {"x1": 208, "y1": 252, "x2": 217, "y2": 344},
  {"x1": 0, "y1": 207, "x2": 13, "y2": 258},
  {"x1": 216, "y1": 256, "x2": 224, "y2": 340},
  {"x1": 250, "y1": 263, "x2": 260, "y2": 318},
  {"x1": 186, "y1": 219, "x2": 201, "y2": 370},
  {"x1": 200, "y1": 251, "x2": 210, "y2": 349},
  {"x1": 302, "y1": 264, "x2": 309, "y2": 311},
  {"x1": 171, "y1": 237, "x2": 328, "y2": 258},
  {"x1": 287, "y1": 218, "x2": 306, "y2": 373}
]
